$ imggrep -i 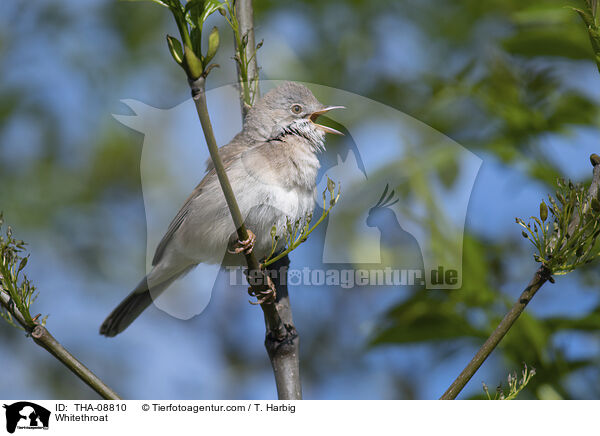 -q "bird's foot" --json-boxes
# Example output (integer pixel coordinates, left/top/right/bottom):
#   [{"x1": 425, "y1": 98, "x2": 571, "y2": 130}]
[
  {"x1": 248, "y1": 275, "x2": 277, "y2": 305},
  {"x1": 228, "y1": 229, "x2": 256, "y2": 255}
]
